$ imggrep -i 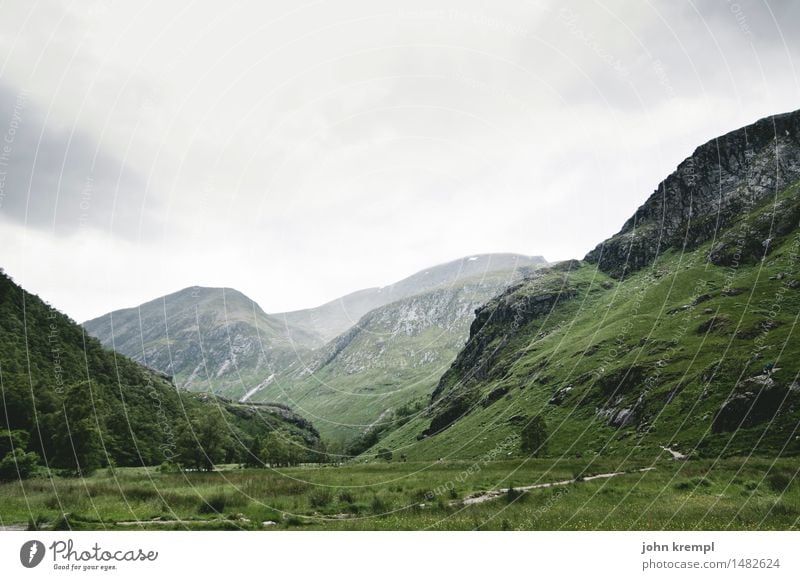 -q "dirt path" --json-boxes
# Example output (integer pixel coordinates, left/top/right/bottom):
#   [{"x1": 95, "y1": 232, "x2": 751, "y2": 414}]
[{"x1": 458, "y1": 467, "x2": 656, "y2": 506}]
